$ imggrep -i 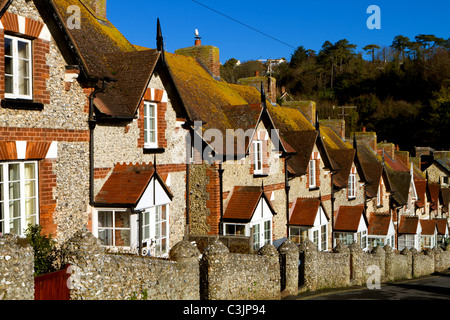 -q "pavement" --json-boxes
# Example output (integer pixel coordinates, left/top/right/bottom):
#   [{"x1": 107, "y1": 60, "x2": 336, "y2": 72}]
[{"x1": 284, "y1": 269, "x2": 450, "y2": 300}]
